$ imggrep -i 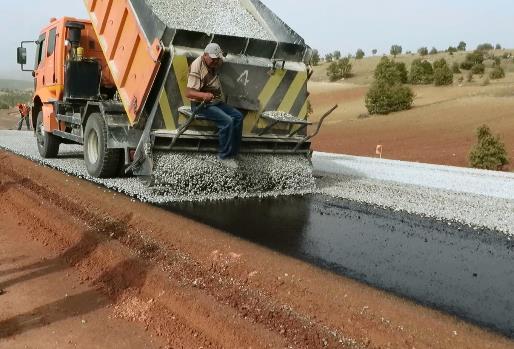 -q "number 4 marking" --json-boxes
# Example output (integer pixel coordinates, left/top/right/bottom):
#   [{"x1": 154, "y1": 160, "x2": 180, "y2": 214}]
[{"x1": 237, "y1": 70, "x2": 250, "y2": 86}]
